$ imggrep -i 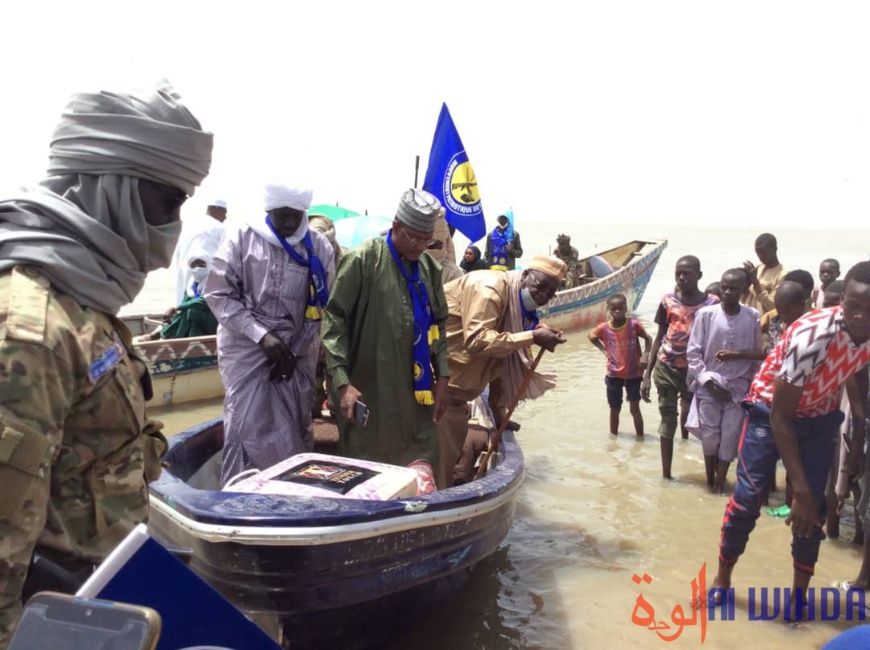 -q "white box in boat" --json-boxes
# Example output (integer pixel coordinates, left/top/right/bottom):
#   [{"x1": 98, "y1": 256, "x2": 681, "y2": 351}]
[{"x1": 223, "y1": 453, "x2": 419, "y2": 500}]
